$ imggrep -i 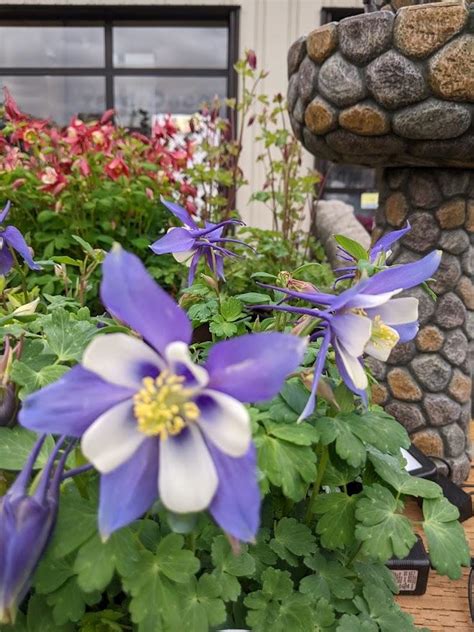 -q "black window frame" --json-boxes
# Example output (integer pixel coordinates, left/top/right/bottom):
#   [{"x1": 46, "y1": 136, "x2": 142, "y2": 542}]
[{"x1": 0, "y1": 5, "x2": 240, "y2": 124}]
